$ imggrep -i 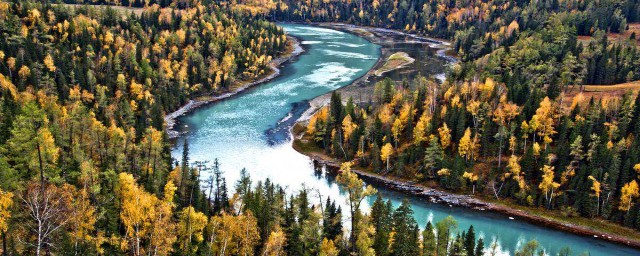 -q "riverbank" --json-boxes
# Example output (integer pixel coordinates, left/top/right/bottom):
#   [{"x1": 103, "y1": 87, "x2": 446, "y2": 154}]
[
  {"x1": 291, "y1": 128, "x2": 640, "y2": 250},
  {"x1": 289, "y1": 23, "x2": 640, "y2": 250},
  {"x1": 165, "y1": 35, "x2": 304, "y2": 138},
  {"x1": 299, "y1": 23, "x2": 453, "y2": 121}
]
